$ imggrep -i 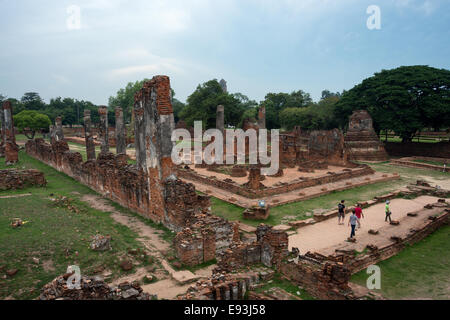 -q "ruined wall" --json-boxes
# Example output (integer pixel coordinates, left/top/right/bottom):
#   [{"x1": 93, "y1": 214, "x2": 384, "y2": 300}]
[
  {"x1": 384, "y1": 141, "x2": 450, "y2": 158},
  {"x1": 345, "y1": 110, "x2": 388, "y2": 161},
  {"x1": 178, "y1": 165, "x2": 374, "y2": 199},
  {"x1": 26, "y1": 76, "x2": 210, "y2": 233},
  {"x1": 280, "y1": 254, "x2": 353, "y2": 300},
  {"x1": 0, "y1": 169, "x2": 46, "y2": 190},
  {"x1": 280, "y1": 127, "x2": 349, "y2": 167},
  {"x1": 217, "y1": 225, "x2": 289, "y2": 271}
]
